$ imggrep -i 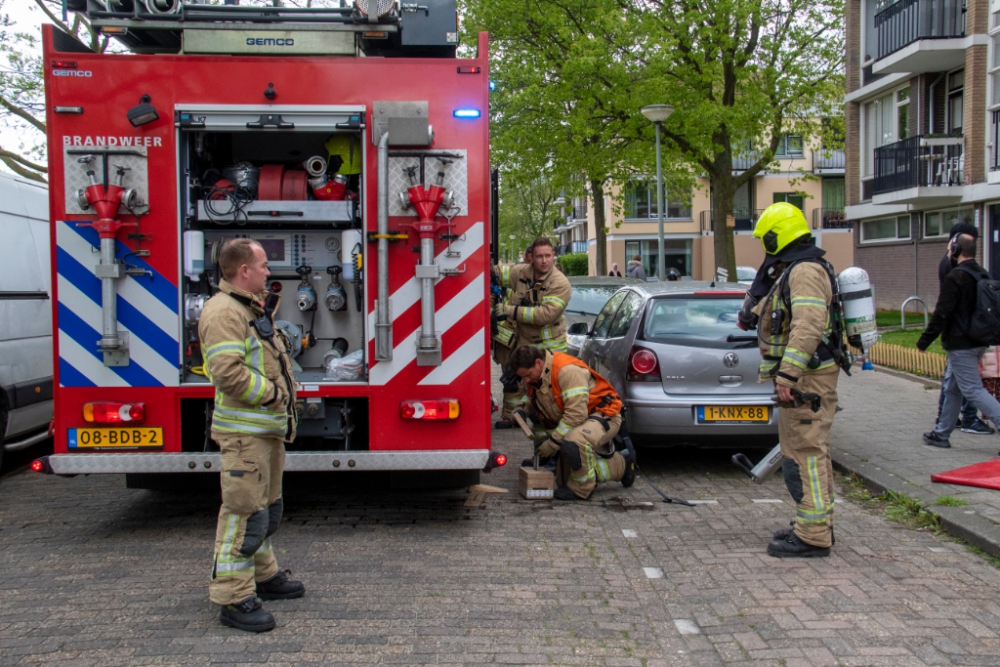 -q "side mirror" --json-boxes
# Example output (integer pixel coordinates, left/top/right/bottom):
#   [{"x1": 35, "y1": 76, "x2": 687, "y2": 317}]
[{"x1": 568, "y1": 322, "x2": 590, "y2": 335}]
